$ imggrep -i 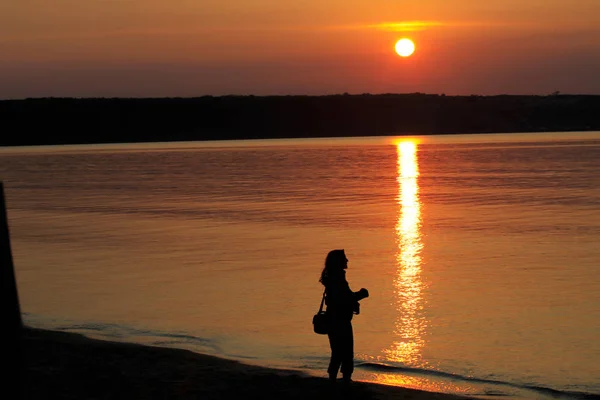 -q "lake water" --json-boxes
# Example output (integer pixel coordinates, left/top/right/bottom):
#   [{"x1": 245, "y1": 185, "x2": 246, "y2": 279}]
[{"x1": 1, "y1": 132, "x2": 599, "y2": 399}]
